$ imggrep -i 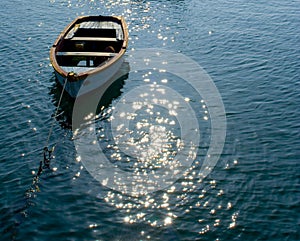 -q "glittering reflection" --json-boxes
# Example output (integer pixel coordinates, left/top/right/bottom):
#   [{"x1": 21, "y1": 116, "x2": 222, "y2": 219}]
[
  {"x1": 83, "y1": 78, "x2": 200, "y2": 195},
  {"x1": 73, "y1": 64, "x2": 234, "y2": 239},
  {"x1": 71, "y1": 38, "x2": 232, "y2": 238}
]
